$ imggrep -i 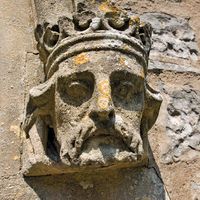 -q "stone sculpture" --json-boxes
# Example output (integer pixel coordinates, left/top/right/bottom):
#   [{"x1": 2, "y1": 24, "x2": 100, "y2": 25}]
[{"x1": 22, "y1": 5, "x2": 162, "y2": 176}]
